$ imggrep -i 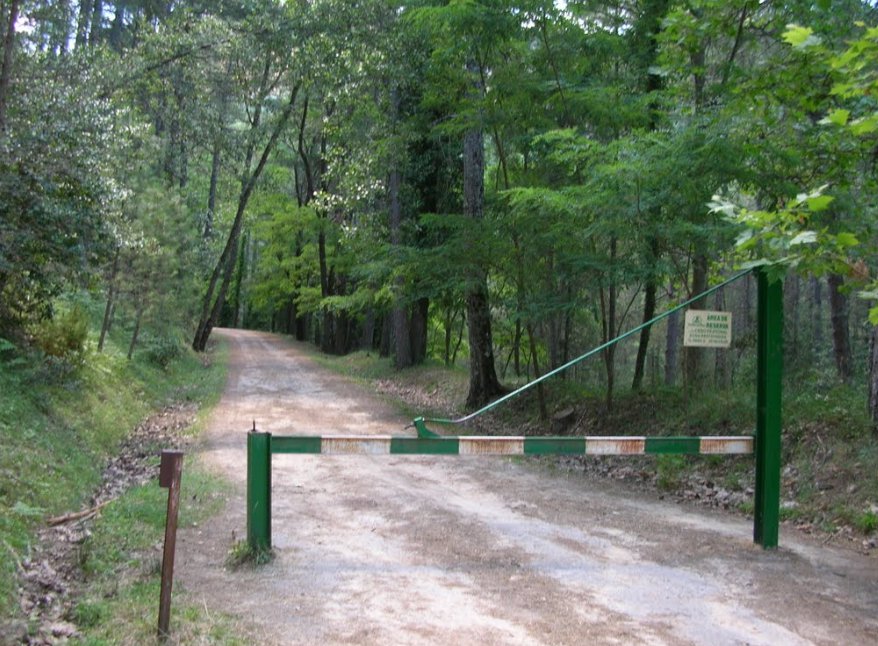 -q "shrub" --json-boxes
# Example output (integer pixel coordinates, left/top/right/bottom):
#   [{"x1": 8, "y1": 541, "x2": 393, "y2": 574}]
[
  {"x1": 143, "y1": 335, "x2": 183, "y2": 369},
  {"x1": 31, "y1": 305, "x2": 89, "y2": 363}
]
